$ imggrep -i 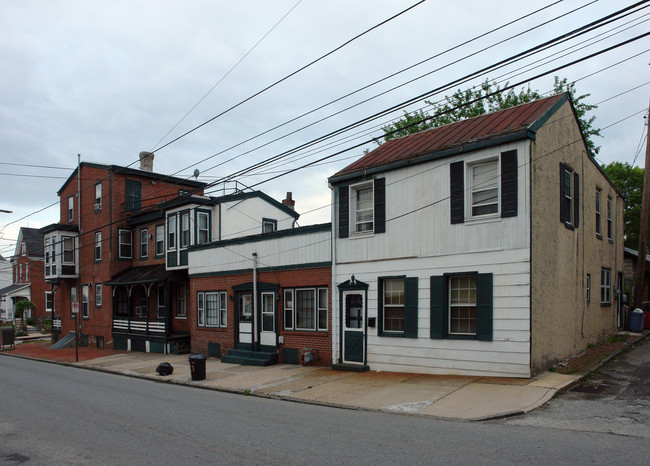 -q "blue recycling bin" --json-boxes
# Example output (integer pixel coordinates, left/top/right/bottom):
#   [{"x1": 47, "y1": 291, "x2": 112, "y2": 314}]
[{"x1": 629, "y1": 309, "x2": 644, "y2": 333}]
